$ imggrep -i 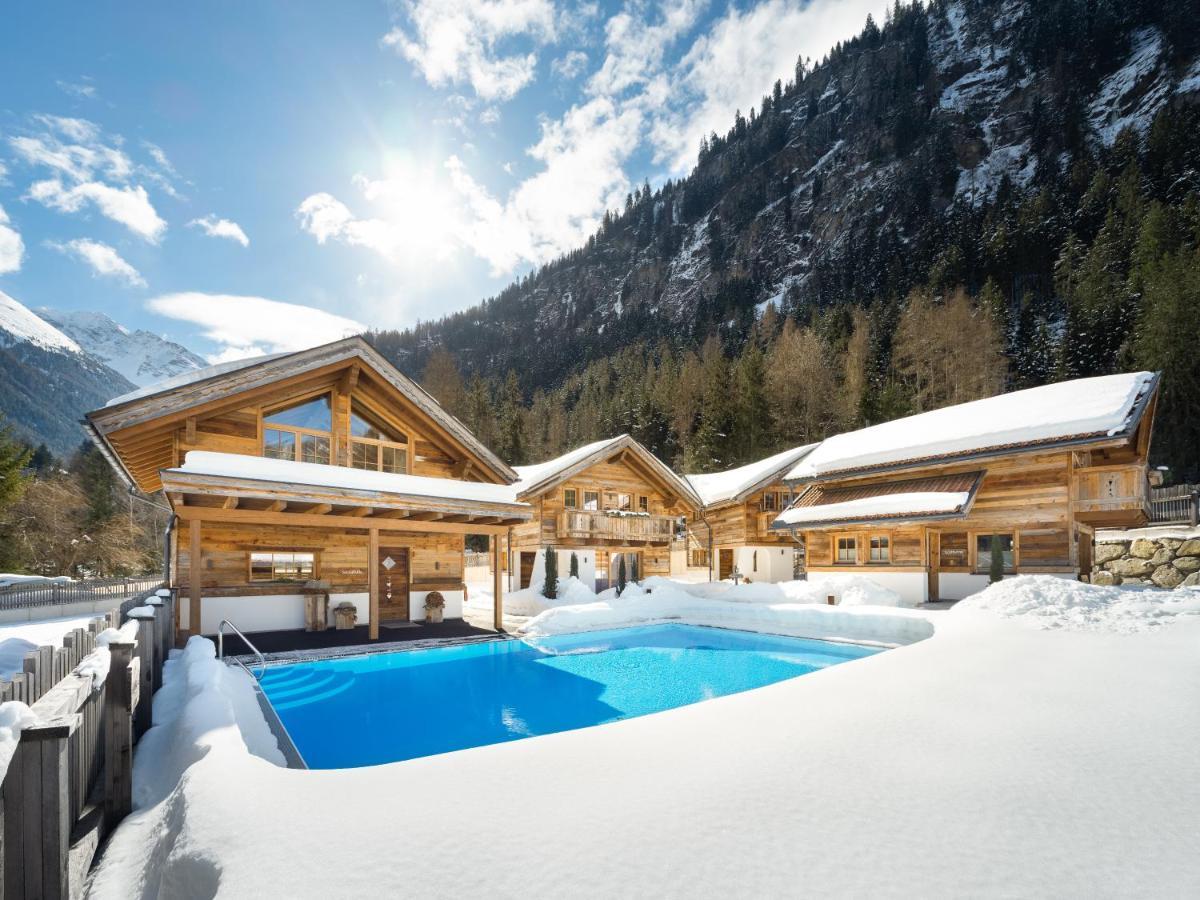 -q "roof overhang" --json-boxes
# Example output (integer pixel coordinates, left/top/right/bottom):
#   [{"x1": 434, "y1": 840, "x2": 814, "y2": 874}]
[
  {"x1": 785, "y1": 374, "x2": 1161, "y2": 486},
  {"x1": 771, "y1": 472, "x2": 984, "y2": 531},
  {"x1": 161, "y1": 469, "x2": 531, "y2": 535}
]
